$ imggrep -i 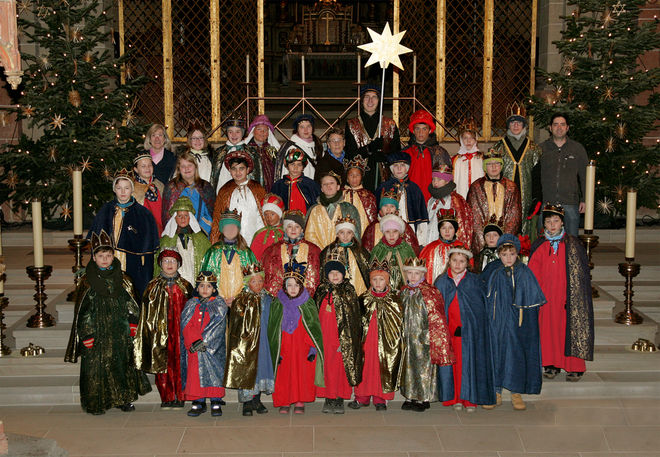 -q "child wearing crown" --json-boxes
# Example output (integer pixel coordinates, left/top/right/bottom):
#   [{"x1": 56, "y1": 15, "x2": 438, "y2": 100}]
[
  {"x1": 369, "y1": 213, "x2": 416, "y2": 290},
  {"x1": 342, "y1": 155, "x2": 378, "y2": 236},
  {"x1": 211, "y1": 149, "x2": 266, "y2": 245},
  {"x1": 180, "y1": 271, "x2": 229, "y2": 417},
  {"x1": 135, "y1": 248, "x2": 194, "y2": 409},
  {"x1": 320, "y1": 216, "x2": 370, "y2": 296},
  {"x1": 400, "y1": 258, "x2": 454, "y2": 412},
  {"x1": 267, "y1": 260, "x2": 324, "y2": 414},
  {"x1": 201, "y1": 209, "x2": 258, "y2": 307},
  {"x1": 225, "y1": 263, "x2": 275, "y2": 416},
  {"x1": 65, "y1": 230, "x2": 151, "y2": 415},
  {"x1": 467, "y1": 148, "x2": 522, "y2": 257},
  {"x1": 271, "y1": 148, "x2": 321, "y2": 215},
  {"x1": 452, "y1": 118, "x2": 484, "y2": 199},
  {"x1": 362, "y1": 189, "x2": 421, "y2": 255},
  {"x1": 424, "y1": 164, "x2": 473, "y2": 247},
  {"x1": 250, "y1": 194, "x2": 285, "y2": 262},
  {"x1": 314, "y1": 253, "x2": 363, "y2": 414},
  {"x1": 475, "y1": 216, "x2": 504, "y2": 273},
  {"x1": 419, "y1": 209, "x2": 469, "y2": 285},
  {"x1": 348, "y1": 260, "x2": 403, "y2": 411}
]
